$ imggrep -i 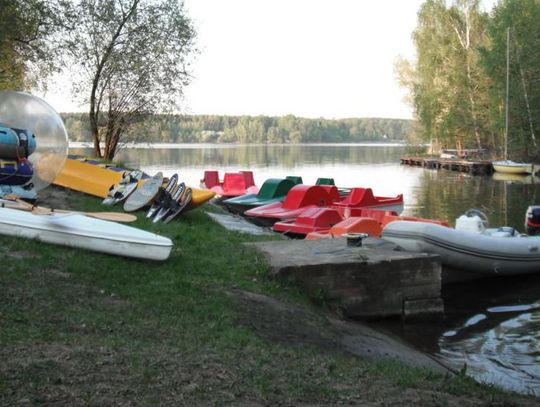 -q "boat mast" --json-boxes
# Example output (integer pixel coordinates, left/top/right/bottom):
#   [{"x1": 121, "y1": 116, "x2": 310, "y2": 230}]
[{"x1": 504, "y1": 27, "x2": 510, "y2": 161}]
